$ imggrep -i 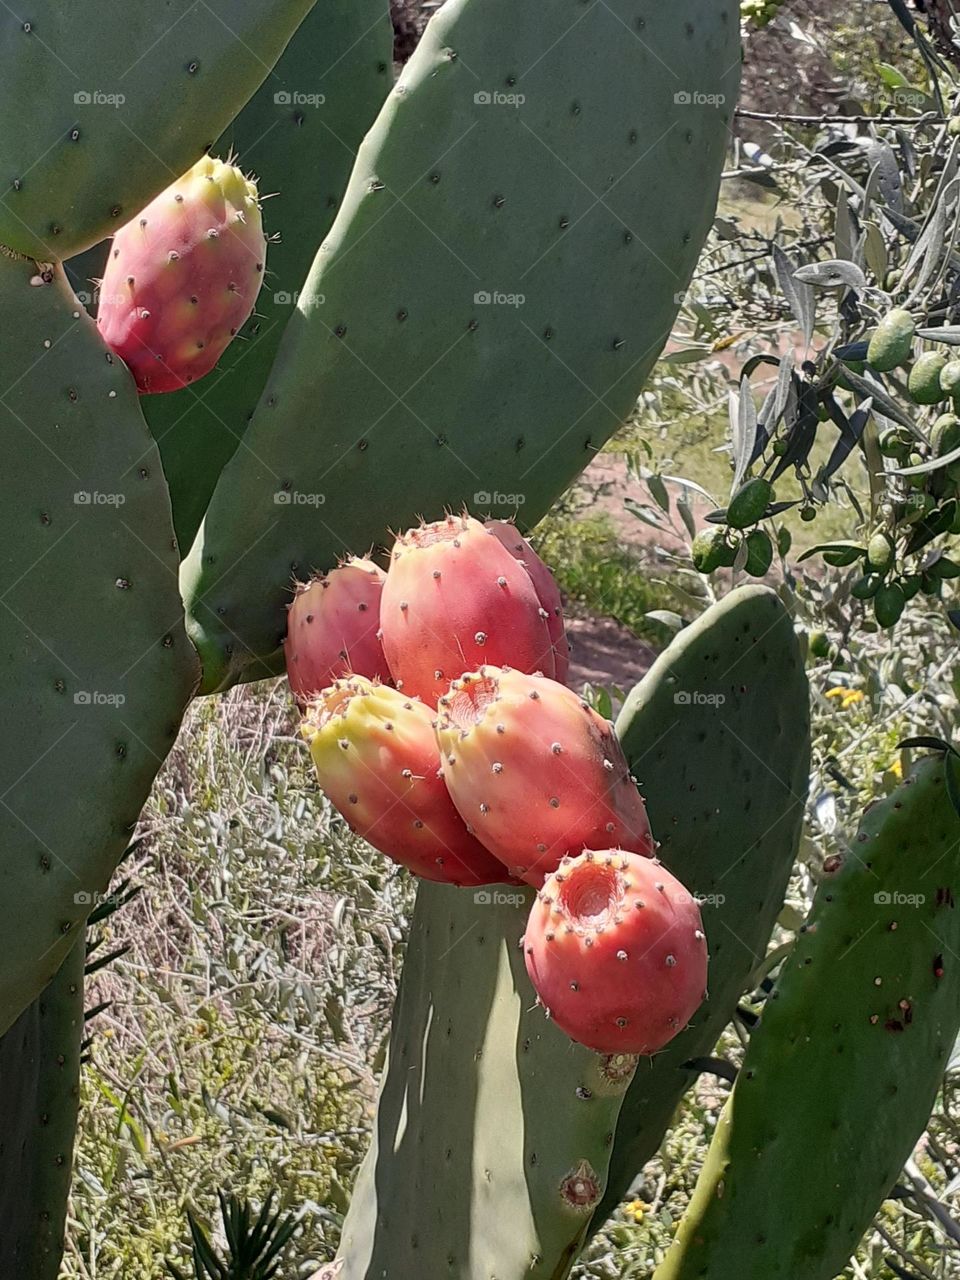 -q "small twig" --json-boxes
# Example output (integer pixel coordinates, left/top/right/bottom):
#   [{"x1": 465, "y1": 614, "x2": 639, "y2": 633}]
[
  {"x1": 735, "y1": 108, "x2": 945, "y2": 126},
  {"x1": 874, "y1": 1223, "x2": 940, "y2": 1280},
  {"x1": 901, "y1": 1158, "x2": 960, "y2": 1247}
]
